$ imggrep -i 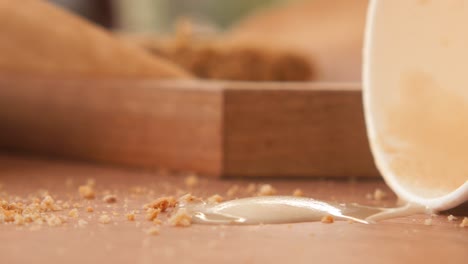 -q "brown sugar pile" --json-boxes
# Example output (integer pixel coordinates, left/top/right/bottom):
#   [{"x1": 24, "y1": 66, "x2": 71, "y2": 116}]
[{"x1": 123, "y1": 20, "x2": 314, "y2": 82}]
